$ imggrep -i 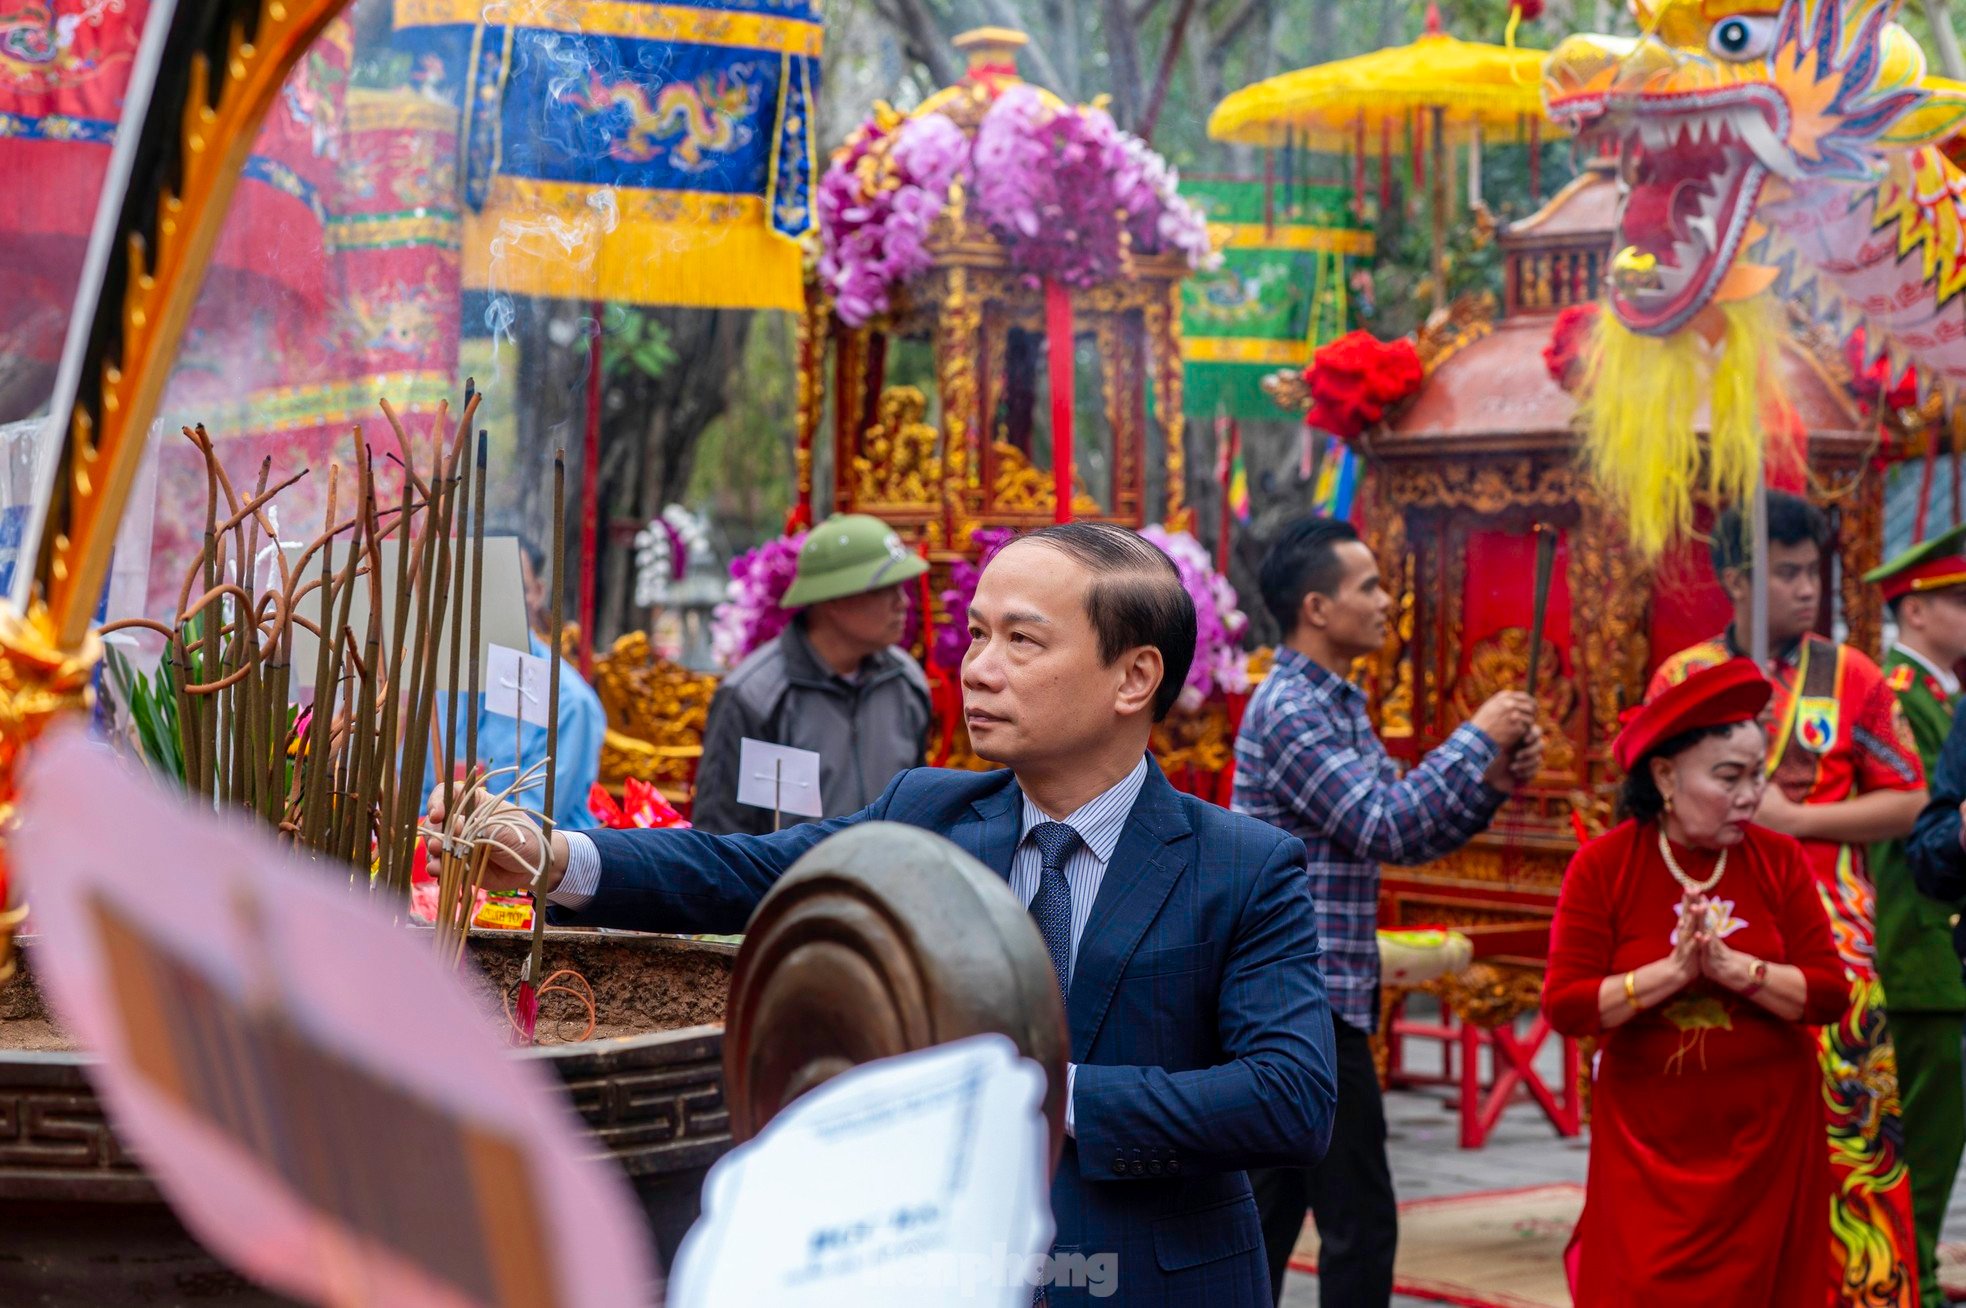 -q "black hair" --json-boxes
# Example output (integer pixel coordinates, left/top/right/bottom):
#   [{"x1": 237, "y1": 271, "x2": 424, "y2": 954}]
[
  {"x1": 1258, "y1": 516, "x2": 1363, "y2": 637},
  {"x1": 516, "y1": 534, "x2": 546, "y2": 577},
  {"x1": 1887, "y1": 593, "x2": 1906, "y2": 622},
  {"x1": 1019, "y1": 522, "x2": 1196, "y2": 722},
  {"x1": 1617, "y1": 723, "x2": 1747, "y2": 823},
  {"x1": 1710, "y1": 490, "x2": 1829, "y2": 577}
]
